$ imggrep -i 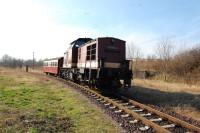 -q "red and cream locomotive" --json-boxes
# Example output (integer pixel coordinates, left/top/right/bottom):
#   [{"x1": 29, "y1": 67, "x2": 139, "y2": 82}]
[{"x1": 43, "y1": 37, "x2": 132, "y2": 89}]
